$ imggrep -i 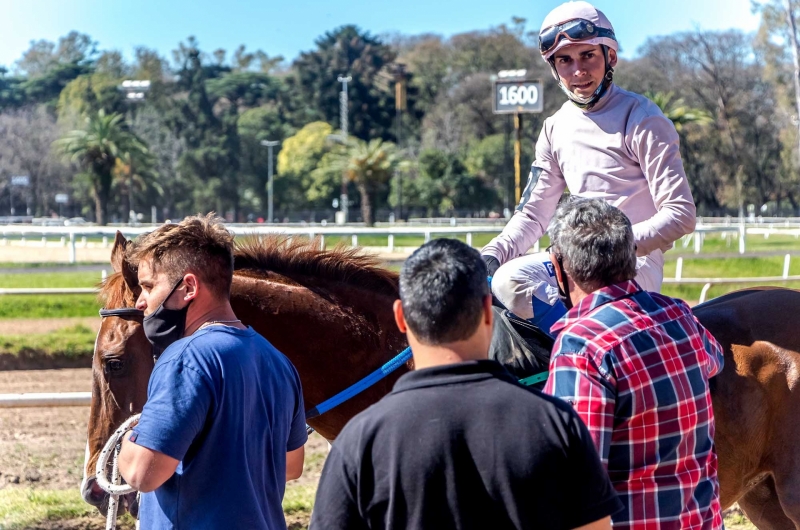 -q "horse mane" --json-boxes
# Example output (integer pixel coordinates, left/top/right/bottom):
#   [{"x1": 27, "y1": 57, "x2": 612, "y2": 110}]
[
  {"x1": 234, "y1": 235, "x2": 399, "y2": 297},
  {"x1": 97, "y1": 271, "x2": 137, "y2": 308}
]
